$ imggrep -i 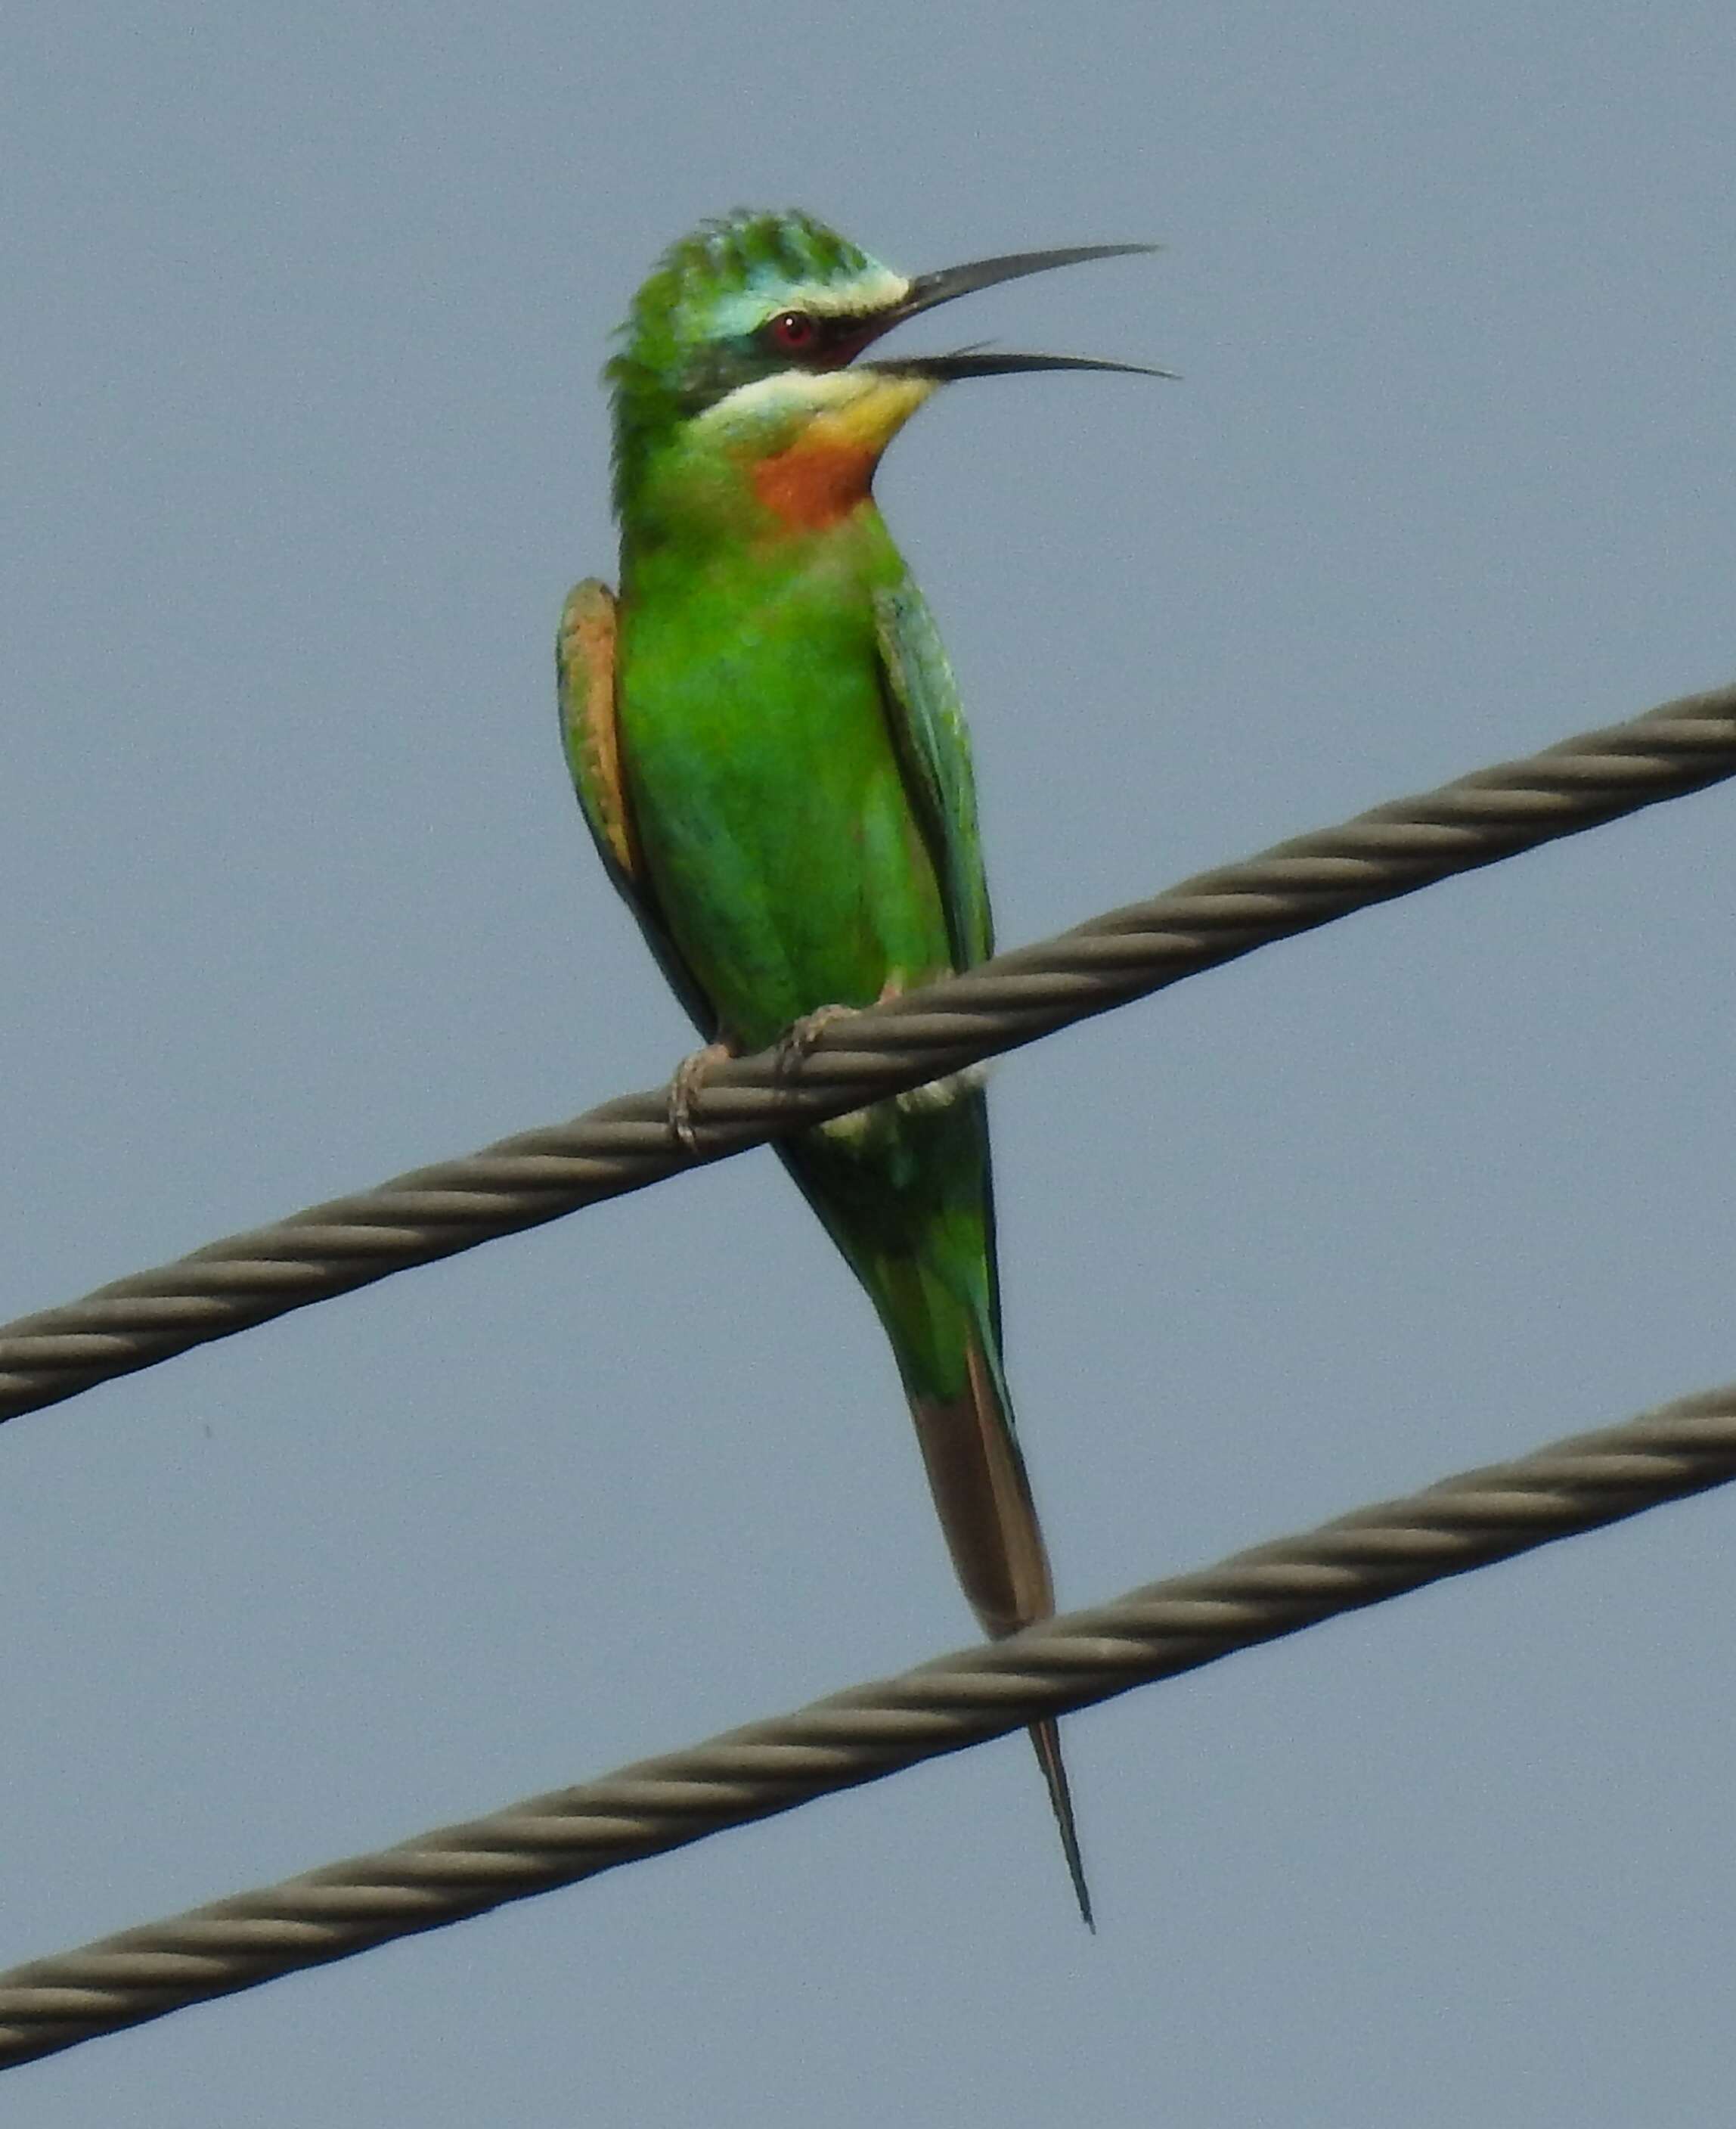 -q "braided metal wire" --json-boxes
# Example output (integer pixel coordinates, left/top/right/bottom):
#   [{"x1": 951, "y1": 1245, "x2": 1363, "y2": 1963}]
[
  {"x1": 1, "y1": 1380, "x2": 1729, "y2": 2071},
  {"x1": 2, "y1": 679, "x2": 1731, "y2": 1426}
]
